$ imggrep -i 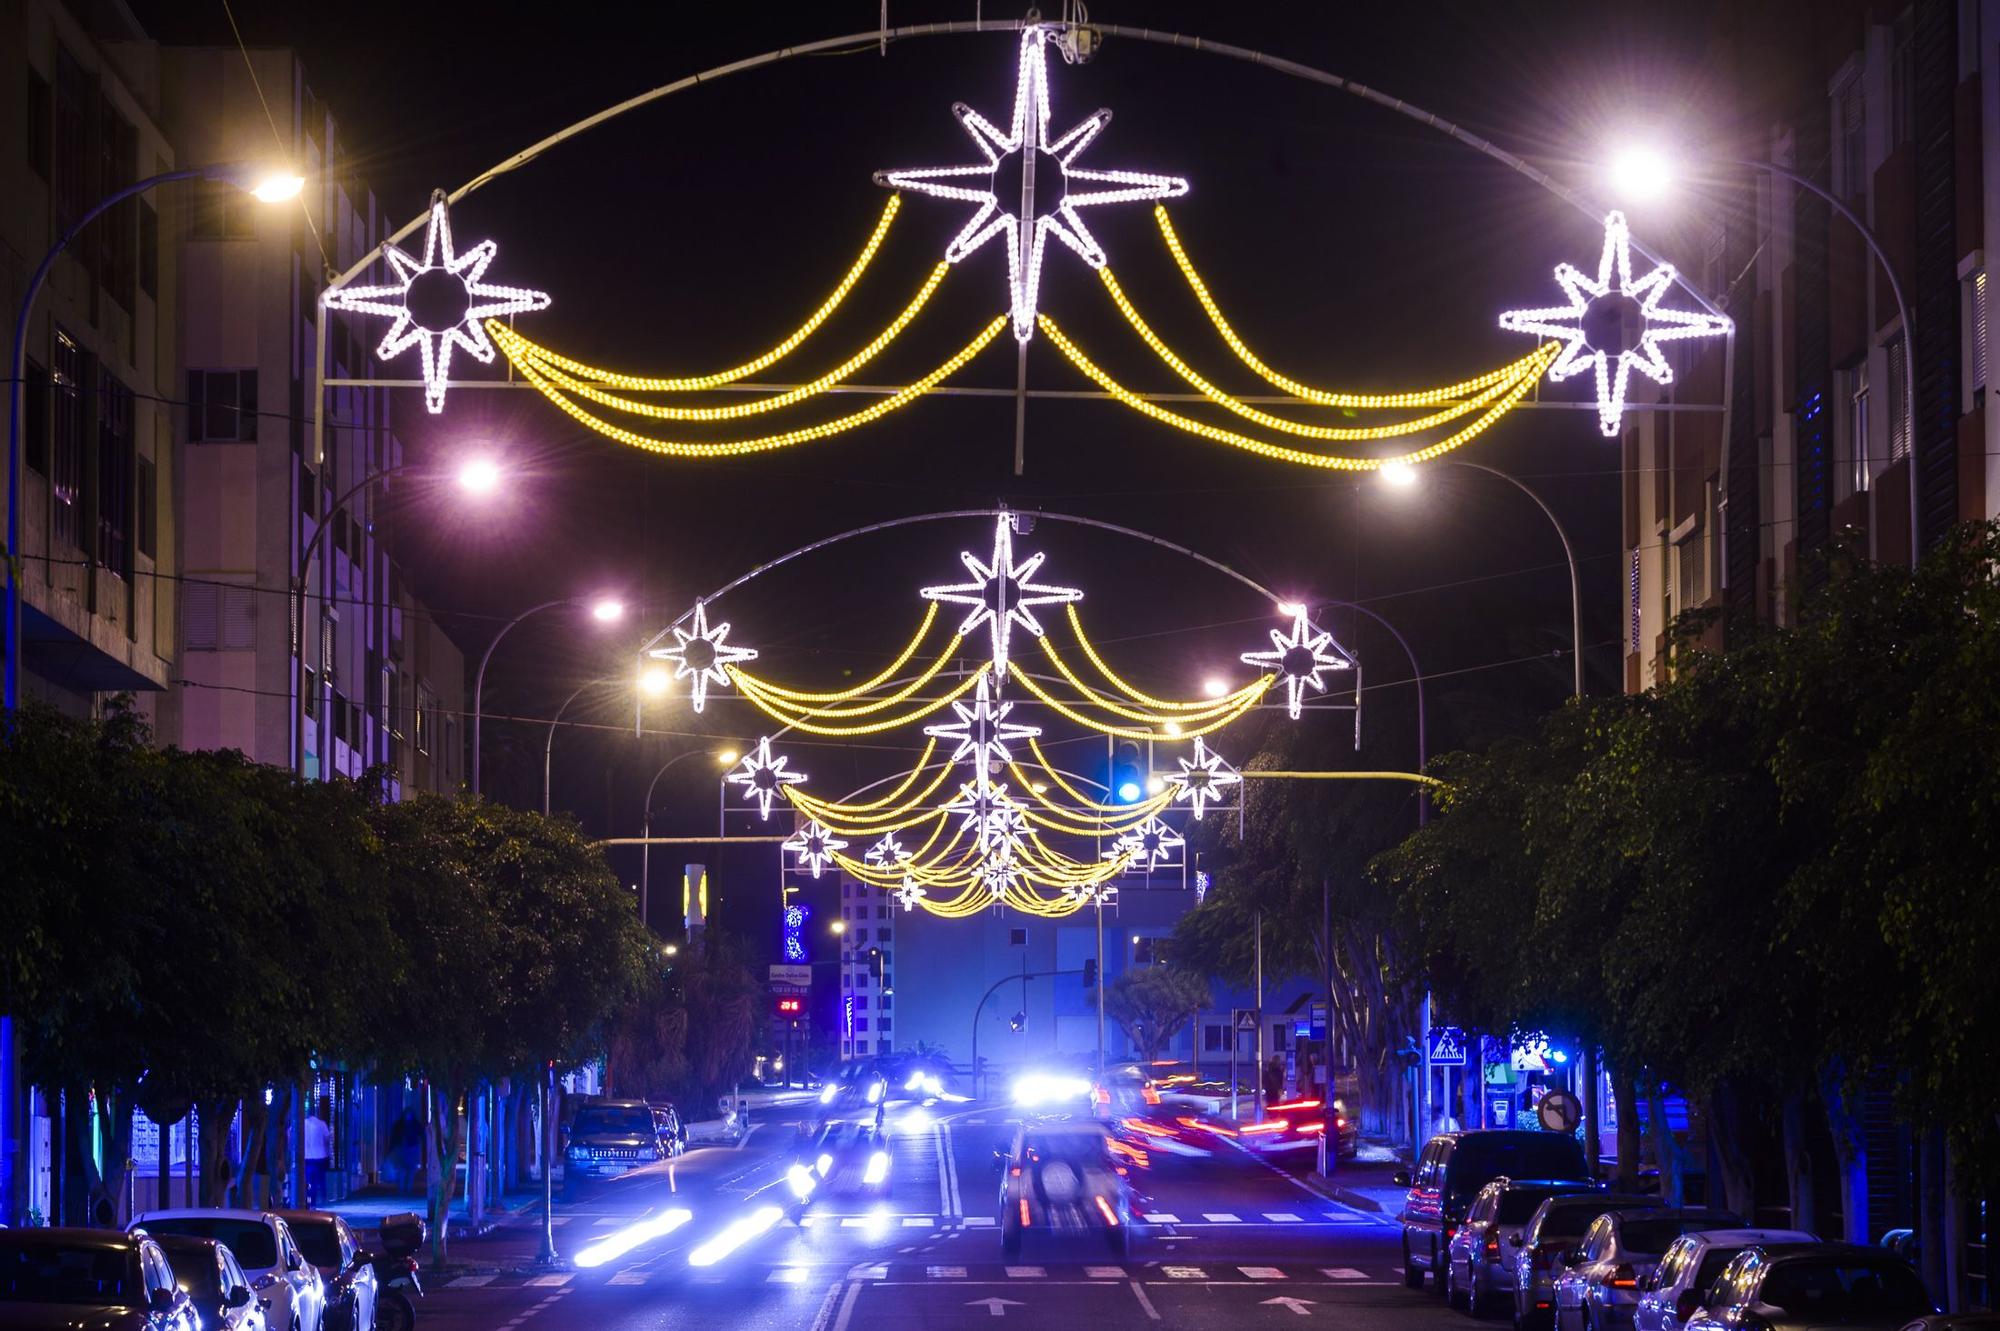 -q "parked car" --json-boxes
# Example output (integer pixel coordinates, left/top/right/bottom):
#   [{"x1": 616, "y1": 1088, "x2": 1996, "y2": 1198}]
[
  {"x1": 149, "y1": 1233, "x2": 269, "y2": 1331},
  {"x1": 1634, "y1": 1230, "x2": 1818, "y2": 1331},
  {"x1": 1444, "y1": 1177, "x2": 1602, "y2": 1315},
  {"x1": 997, "y1": 1119, "x2": 1136, "y2": 1258},
  {"x1": 1895, "y1": 1318, "x2": 2000, "y2": 1331},
  {"x1": 1555, "y1": 1209, "x2": 1744, "y2": 1331},
  {"x1": 650, "y1": 1103, "x2": 688, "y2": 1158},
  {"x1": 563, "y1": 1098, "x2": 666, "y2": 1197},
  {"x1": 0, "y1": 1227, "x2": 199, "y2": 1329},
  {"x1": 273, "y1": 1211, "x2": 376, "y2": 1331},
  {"x1": 1513, "y1": 1194, "x2": 1661, "y2": 1331},
  {"x1": 1687, "y1": 1243, "x2": 1933, "y2": 1331},
  {"x1": 130, "y1": 1210, "x2": 323, "y2": 1331},
  {"x1": 1399, "y1": 1130, "x2": 1593, "y2": 1292}
]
